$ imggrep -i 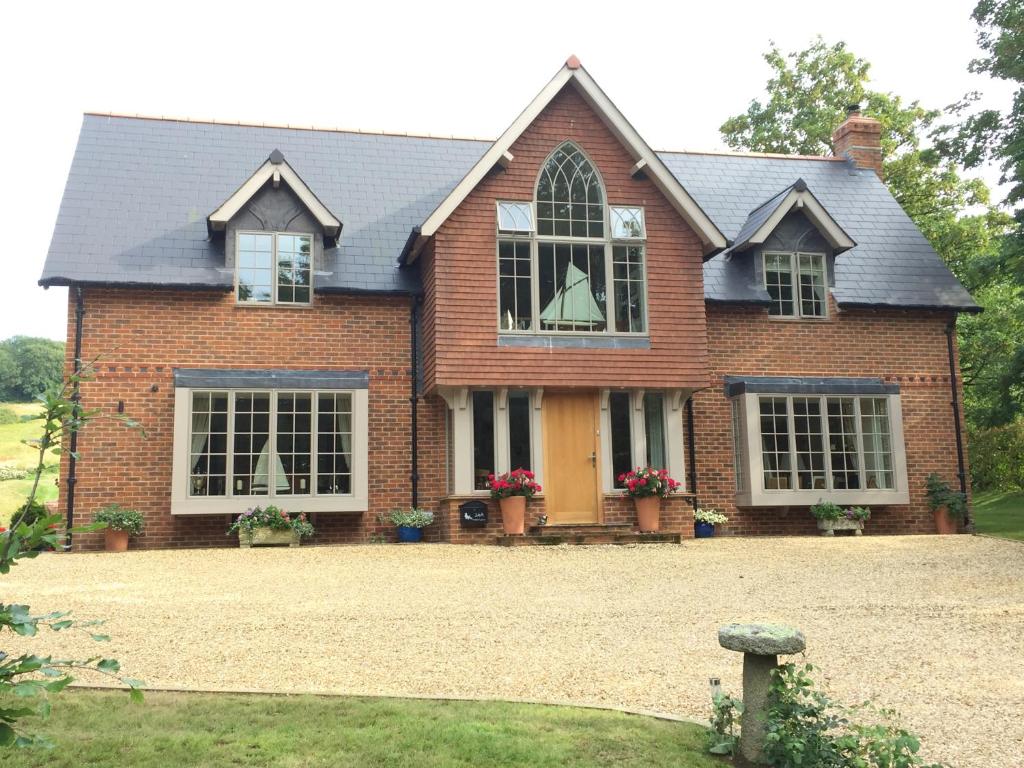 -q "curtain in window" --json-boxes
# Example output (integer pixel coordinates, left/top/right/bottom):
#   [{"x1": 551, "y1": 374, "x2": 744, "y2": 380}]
[
  {"x1": 336, "y1": 408, "x2": 351, "y2": 474},
  {"x1": 190, "y1": 412, "x2": 210, "y2": 472}
]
